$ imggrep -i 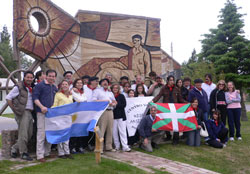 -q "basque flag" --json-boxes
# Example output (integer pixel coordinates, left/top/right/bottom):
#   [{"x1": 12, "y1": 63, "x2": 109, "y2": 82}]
[{"x1": 150, "y1": 103, "x2": 198, "y2": 132}]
